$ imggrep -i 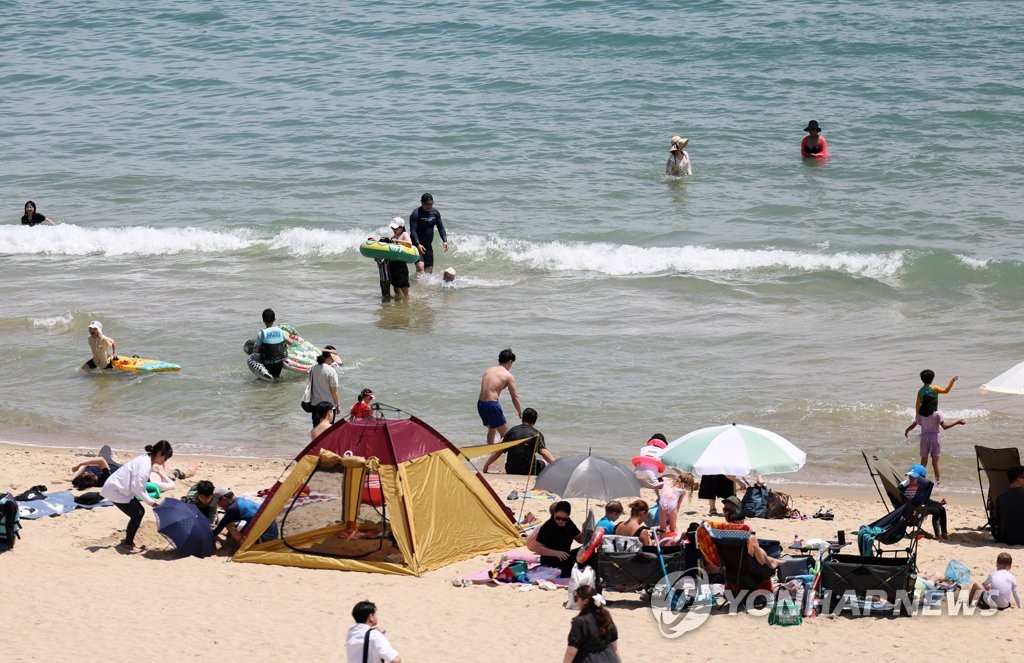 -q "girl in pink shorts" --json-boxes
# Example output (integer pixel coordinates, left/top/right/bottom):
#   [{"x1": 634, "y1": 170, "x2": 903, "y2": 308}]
[{"x1": 905, "y1": 392, "x2": 965, "y2": 484}]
